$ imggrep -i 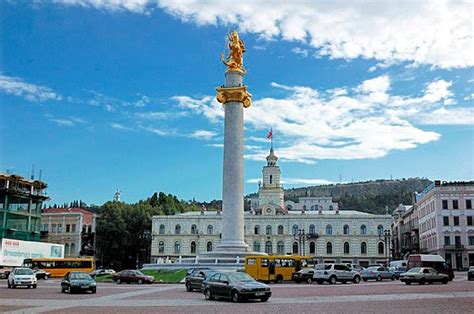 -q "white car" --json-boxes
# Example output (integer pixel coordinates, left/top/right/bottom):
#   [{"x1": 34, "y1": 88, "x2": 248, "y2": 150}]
[
  {"x1": 8, "y1": 268, "x2": 37, "y2": 289},
  {"x1": 91, "y1": 269, "x2": 116, "y2": 277}
]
